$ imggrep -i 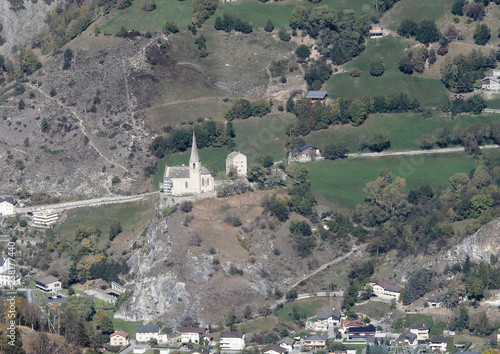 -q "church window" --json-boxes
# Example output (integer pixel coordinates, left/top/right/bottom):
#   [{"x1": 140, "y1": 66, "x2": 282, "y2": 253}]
[
  {"x1": 207, "y1": 178, "x2": 209, "y2": 186},
  {"x1": 185, "y1": 181, "x2": 188, "y2": 188},
  {"x1": 202, "y1": 178, "x2": 204, "y2": 186},
  {"x1": 193, "y1": 163, "x2": 195, "y2": 169}
]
